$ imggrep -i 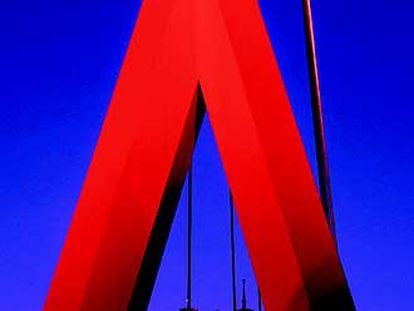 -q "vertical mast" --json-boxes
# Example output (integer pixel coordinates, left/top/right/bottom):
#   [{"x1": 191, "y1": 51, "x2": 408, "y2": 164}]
[
  {"x1": 186, "y1": 163, "x2": 193, "y2": 310},
  {"x1": 230, "y1": 192, "x2": 237, "y2": 311},
  {"x1": 301, "y1": 0, "x2": 336, "y2": 239}
]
